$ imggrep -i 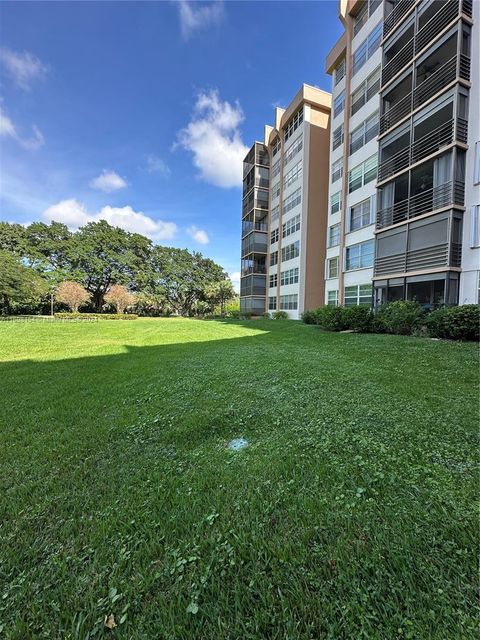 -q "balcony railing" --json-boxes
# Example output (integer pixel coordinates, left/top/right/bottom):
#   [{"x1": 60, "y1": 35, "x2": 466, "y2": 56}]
[
  {"x1": 374, "y1": 242, "x2": 453, "y2": 275},
  {"x1": 382, "y1": 0, "x2": 460, "y2": 87},
  {"x1": 378, "y1": 116, "x2": 467, "y2": 182},
  {"x1": 383, "y1": 0, "x2": 416, "y2": 39},
  {"x1": 376, "y1": 180, "x2": 465, "y2": 228}
]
